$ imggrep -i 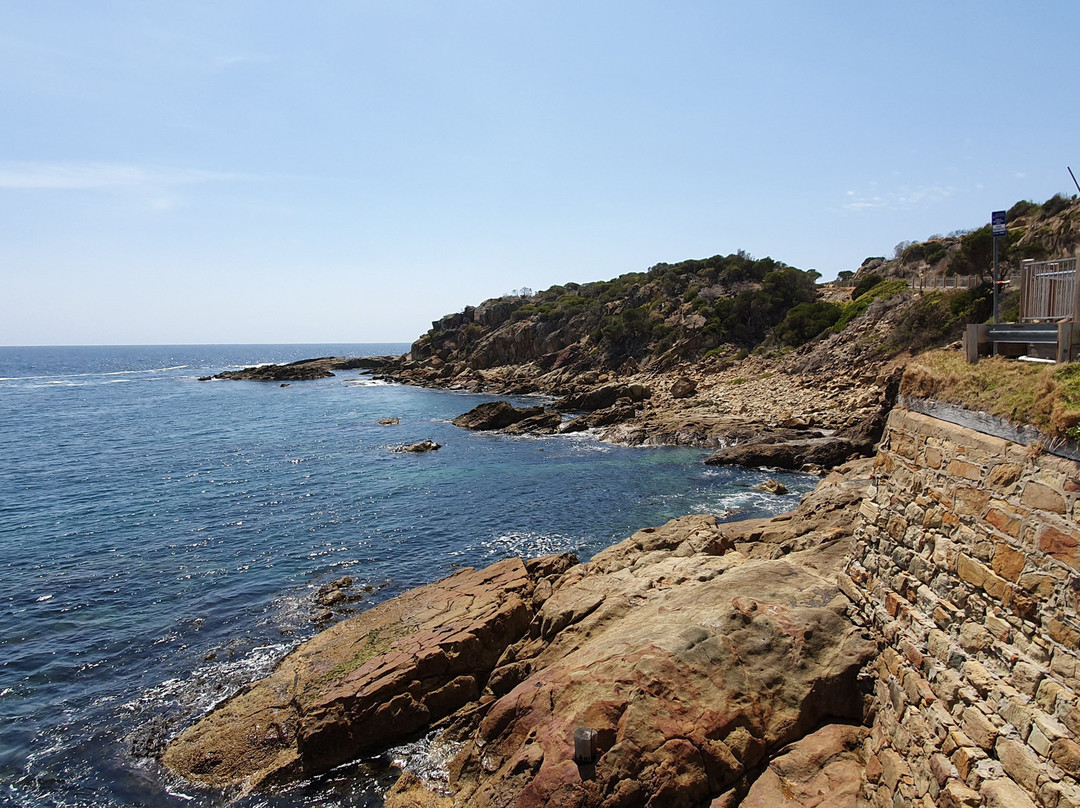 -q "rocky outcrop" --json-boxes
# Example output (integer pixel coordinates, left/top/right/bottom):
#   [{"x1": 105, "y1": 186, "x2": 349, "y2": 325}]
[
  {"x1": 738, "y1": 723, "x2": 868, "y2": 807},
  {"x1": 555, "y1": 383, "x2": 651, "y2": 412},
  {"x1": 670, "y1": 377, "x2": 697, "y2": 399},
  {"x1": 451, "y1": 401, "x2": 565, "y2": 436},
  {"x1": 412, "y1": 559, "x2": 871, "y2": 808},
  {"x1": 161, "y1": 462, "x2": 877, "y2": 805},
  {"x1": 702, "y1": 367, "x2": 902, "y2": 470},
  {"x1": 705, "y1": 434, "x2": 867, "y2": 471},
  {"x1": 204, "y1": 356, "x2": 399, "y2": 382},
  {"x1": 502, "y1": 411, "x2": 563, "y2": 435},
  {"x1": 160, "y1": 557, "x2": 569, "y2": 790},
  {"x1": 452, "y1": 401, "x2": 547, "y2": 431}
]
